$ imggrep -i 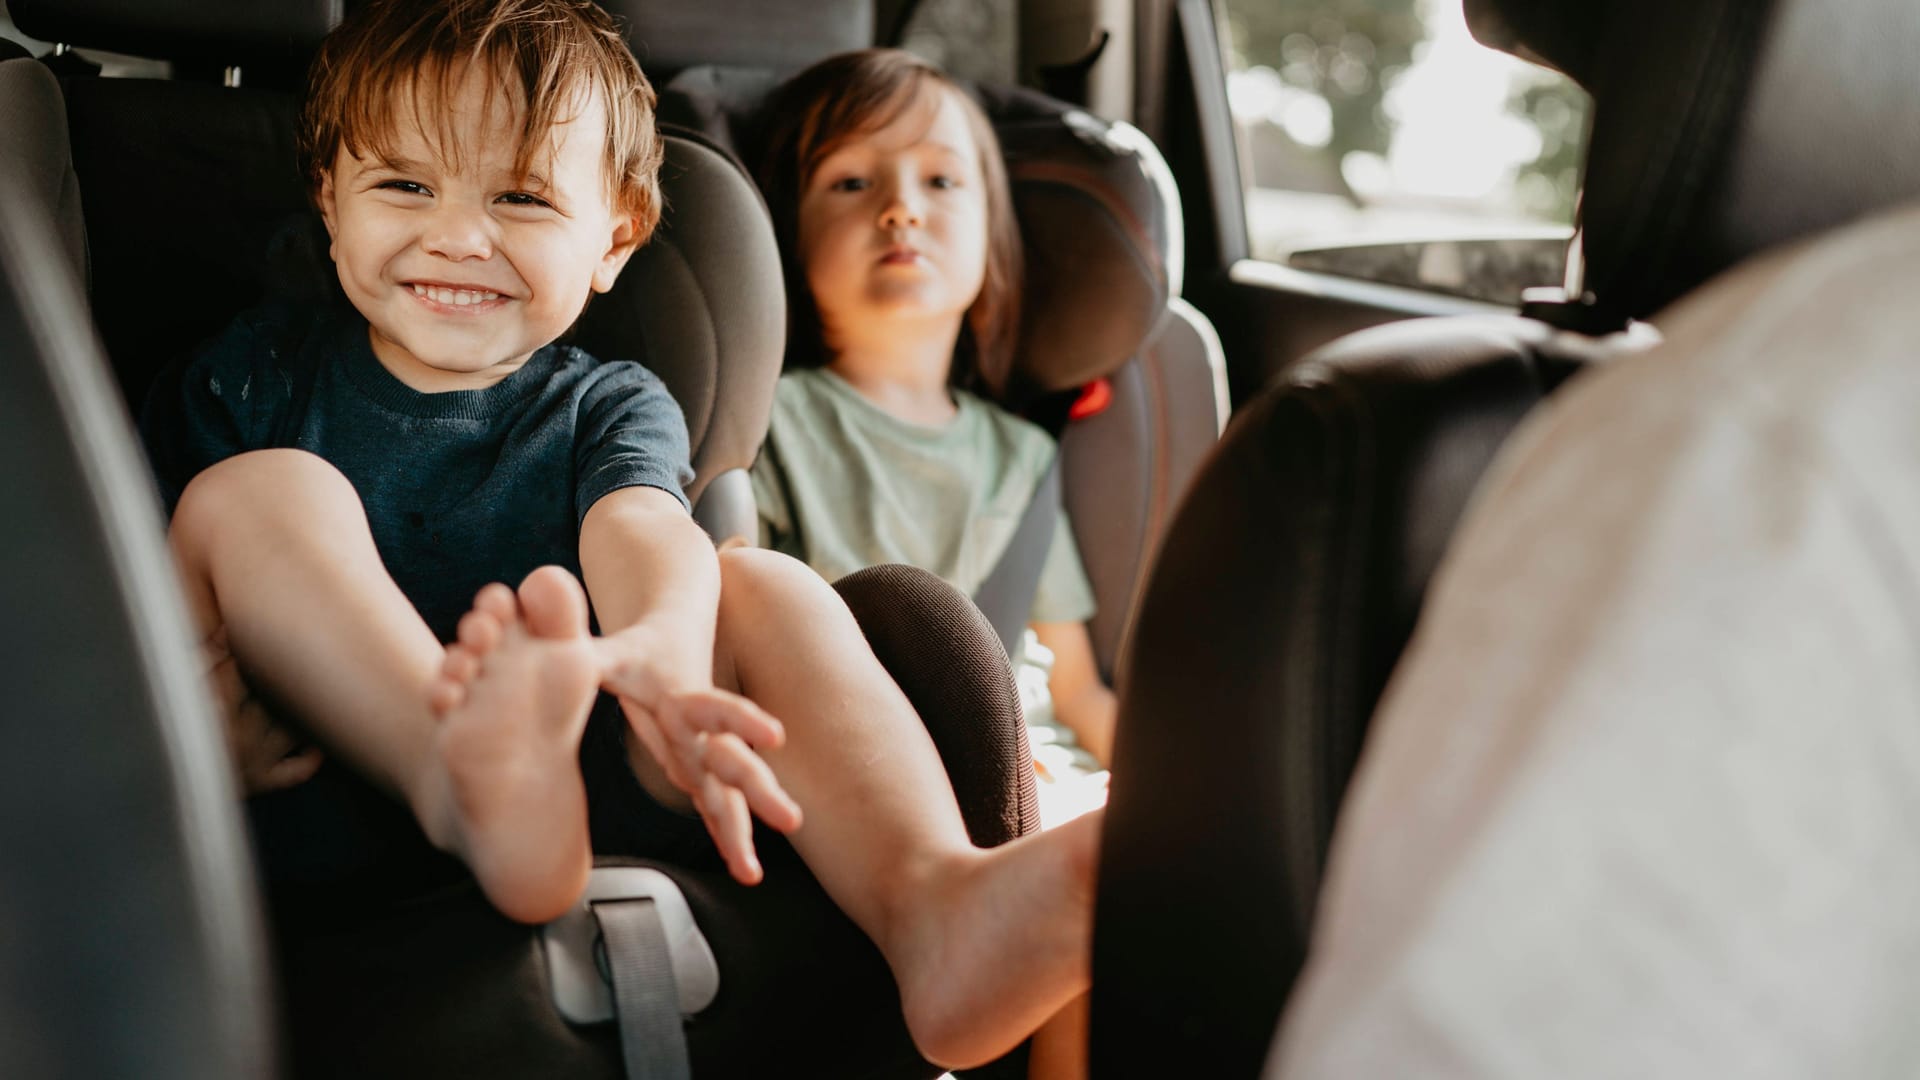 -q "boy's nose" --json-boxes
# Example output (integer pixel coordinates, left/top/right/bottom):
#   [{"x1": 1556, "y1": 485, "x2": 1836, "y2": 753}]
[{"x1": 421, "y1": 205, "x2": 494, "y2": 261}]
